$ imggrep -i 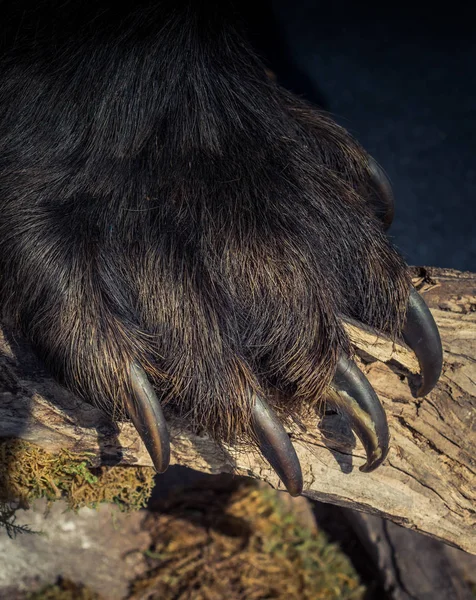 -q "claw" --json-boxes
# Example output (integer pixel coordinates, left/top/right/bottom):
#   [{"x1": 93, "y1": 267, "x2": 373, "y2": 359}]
[
  {"x1": 331, "y1": 355, "x2": 389, "y2": 472},
  {"x1": 127, "y1": 362, "x2": 170, "y2": 473},
  {"x1": 251, "y1": 395, "x2": 303, "y2": 496},
  {"x1": 368, "y1": 157, "x2": 395, "y2": 230},
  {"x1": 403, "y1": 287, "x2": 443, "y2": 397}
]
